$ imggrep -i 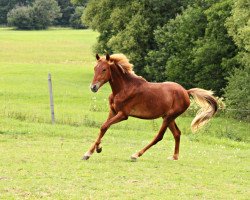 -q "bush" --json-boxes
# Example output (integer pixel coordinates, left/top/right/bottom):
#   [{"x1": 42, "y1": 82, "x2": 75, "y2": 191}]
[
  {"x1": 31, "y1": 0, "x2": 62, "y2": 29},
  {"x1": 7, "y1": 6, "x2": 33, "y2": 29},
  {"x1": 224, "y1": 0, "x2": 250, "y2": 121},
  {"x1": 69, "y1": 6, "x2": 86, "y2": 29},
  {"x1": 224, "y1": 64, "x2": 250, "y2": 121},
  {"x1": 7, "y1": 0, "x2": 61, "y2": 30}
]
